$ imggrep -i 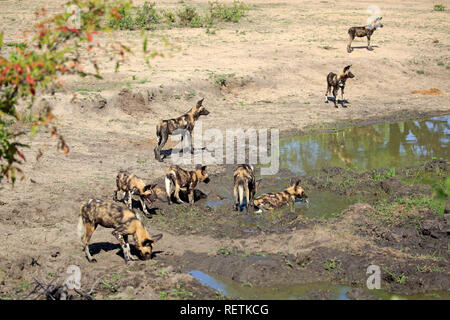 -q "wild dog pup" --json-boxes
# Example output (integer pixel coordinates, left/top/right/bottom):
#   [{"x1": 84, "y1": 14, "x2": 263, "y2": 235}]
[
  {"x1": 347, "y1": 17, "x2": 383, "y2": 53},
  {"x1": 253, "y1": 179, "x2": 308, "y2": 213},
  {"x1": 154, "y1": 98, "x2": 210, "y2": 162},
  {"x1": 165, "y1": 164, "x2": 210, "y2": 206},
  {"x1": 77, "y1": 199, "x2": 163, "y2": 263},
  {"x1": 114, "y1": 171, "x2": 157, "y2": 216},
  {"x1": 325, "y1": 65, "x2": 354, "y2": 108},
  {"x1": 233, "y1": 164, "x2": 261, "y2": 211}
]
